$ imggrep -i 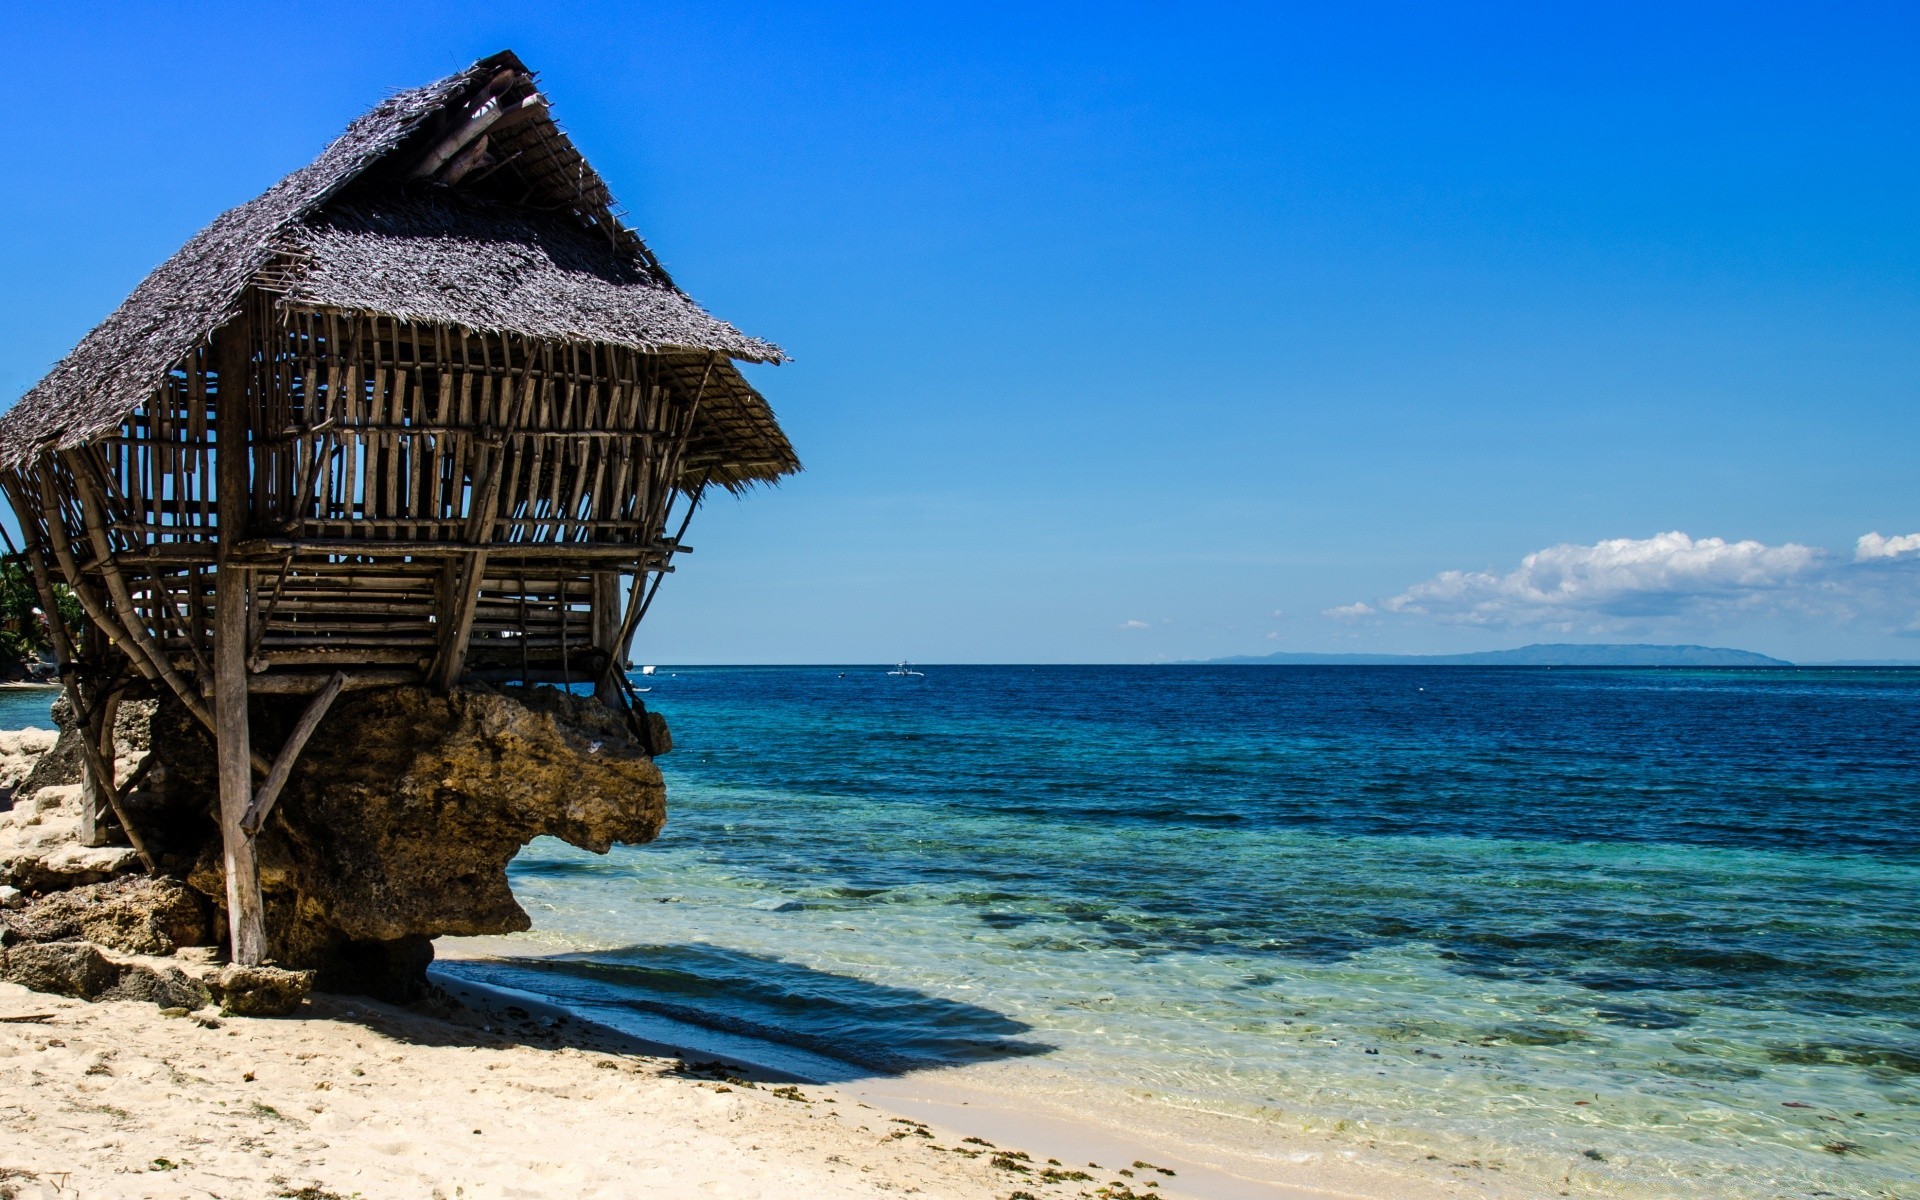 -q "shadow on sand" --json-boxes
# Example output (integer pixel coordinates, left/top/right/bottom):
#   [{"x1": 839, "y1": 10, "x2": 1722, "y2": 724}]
[{"x1": 403, "y1": 943, "x2": 1052, "y2": 1083}]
